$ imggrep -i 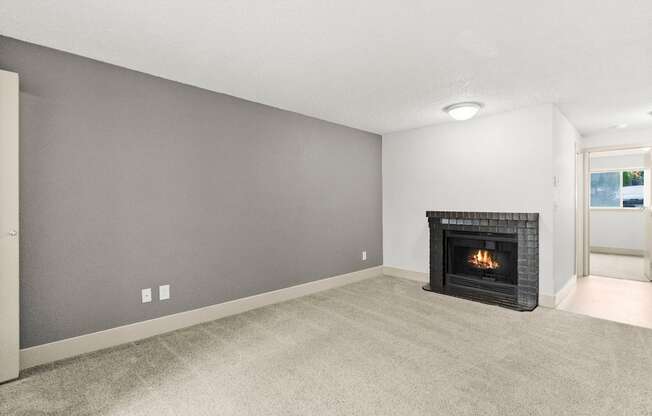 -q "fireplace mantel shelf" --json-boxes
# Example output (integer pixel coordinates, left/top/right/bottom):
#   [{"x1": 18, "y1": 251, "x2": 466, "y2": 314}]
[{"x1": 426, "y1": 211, "x2": 539, "y2": 221}]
